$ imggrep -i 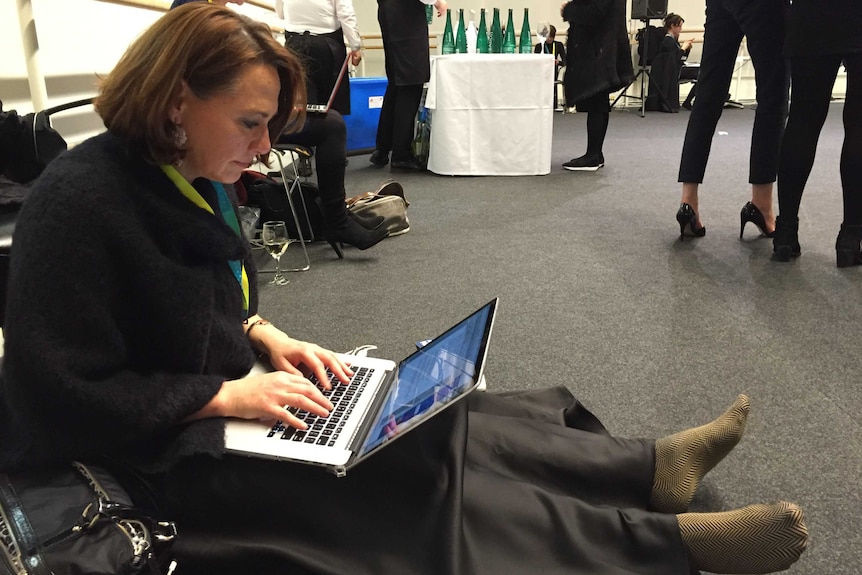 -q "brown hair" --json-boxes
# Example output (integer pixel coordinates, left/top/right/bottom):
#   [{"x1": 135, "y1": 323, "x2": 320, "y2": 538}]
[
  {"x1": 95, "y1": 3, "x2": 306, "y2": 166},
  {"x1": 664, "y1": 13, "x2": 685, "y2": 31}
]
